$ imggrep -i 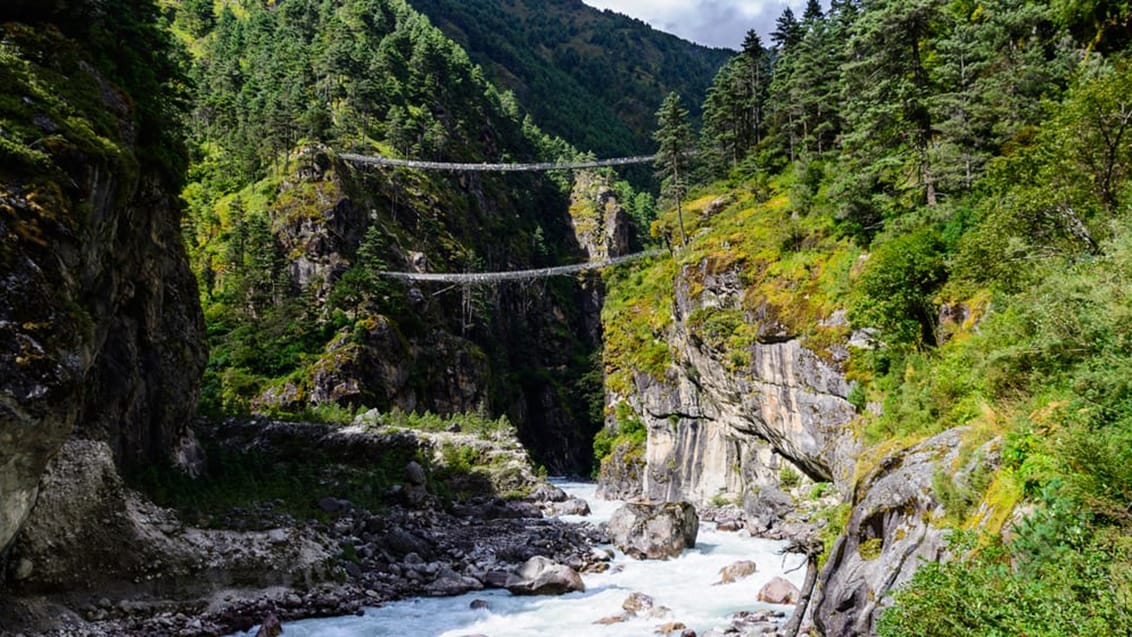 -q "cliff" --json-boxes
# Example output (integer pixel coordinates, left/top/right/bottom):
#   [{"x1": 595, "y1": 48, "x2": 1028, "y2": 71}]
[
  {"x1": 0, "y1": 10, "x2": 206, "y2": 555},
  {"x1": 597, "y1": 186, "x2": 983, "y2": 634}
]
